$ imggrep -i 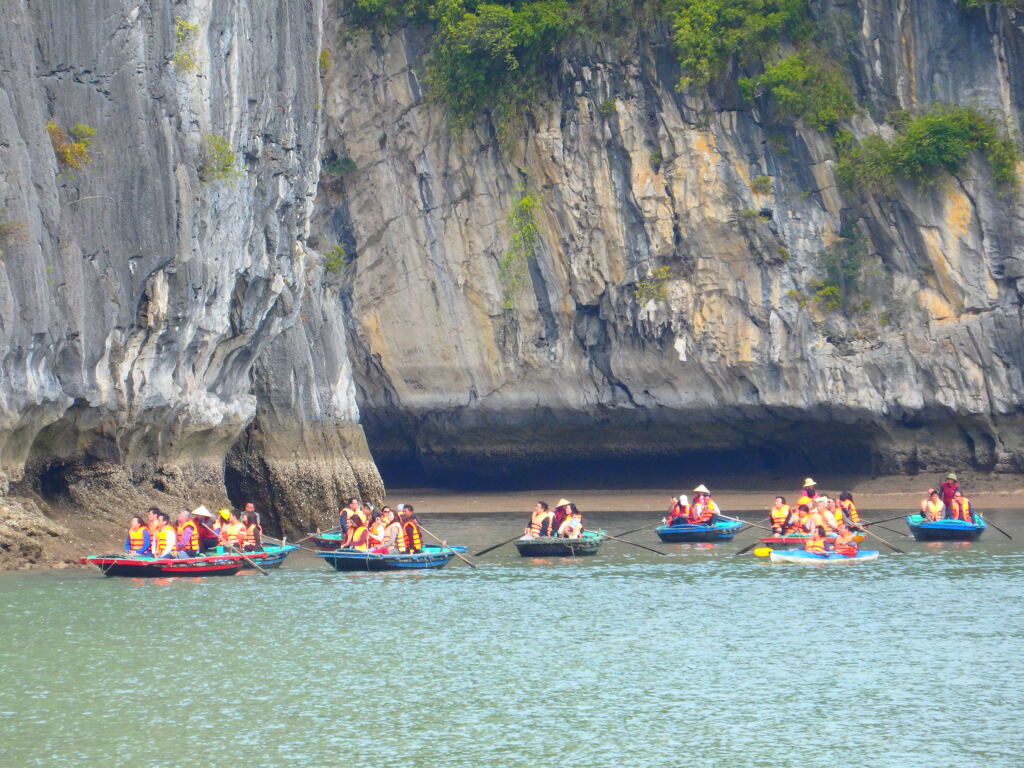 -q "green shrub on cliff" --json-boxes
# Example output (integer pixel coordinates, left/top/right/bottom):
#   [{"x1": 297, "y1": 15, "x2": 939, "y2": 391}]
[
  {"x1": 739, "y1": 53, "x2": 854, "y2": 130},
  {"x1": 498, "y1": 187, "x2": 540, "y2": 309},
  {"x1": 199, "y1": 134, "x2": 241, "y2": 182},
  {"x1": 836, "y1": 105, "x2": 1020, "y2": 194},
  {"x1": 667, "y1": 0, "x2": 808, "y2": 88},
  {"x1": 427, "y1": 0, "x2": 573, "y2": 131}
]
